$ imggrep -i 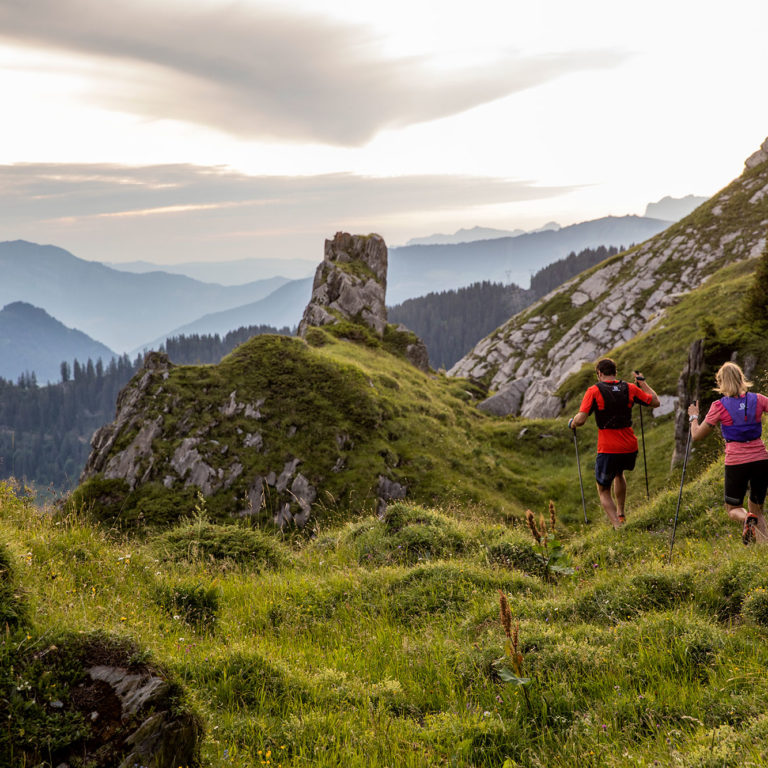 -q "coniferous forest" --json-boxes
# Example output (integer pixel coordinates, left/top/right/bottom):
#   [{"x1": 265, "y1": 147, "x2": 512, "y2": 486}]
[{"x1": 0, "y1": 324, "x2": 291, "y2": 490}]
